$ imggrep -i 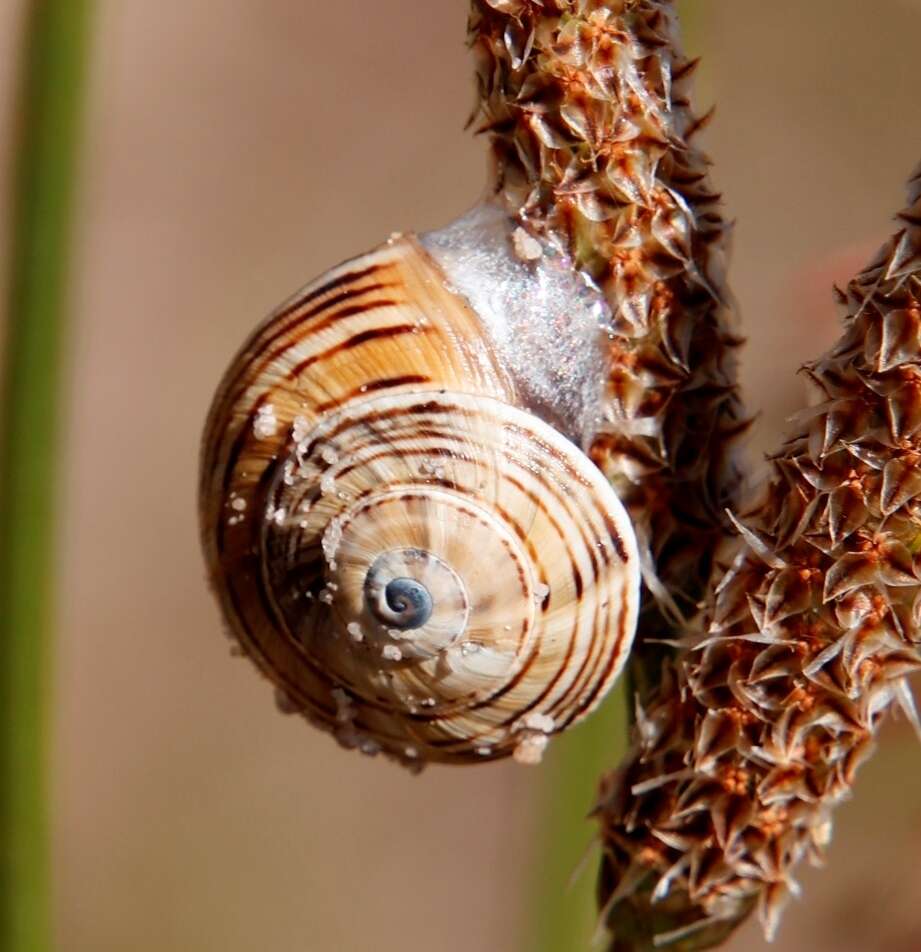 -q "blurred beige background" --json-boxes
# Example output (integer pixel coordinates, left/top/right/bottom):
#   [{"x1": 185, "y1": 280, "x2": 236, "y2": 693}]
[{"x1": 2, "y1": 1, "x2": 921, "y2": 950}]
